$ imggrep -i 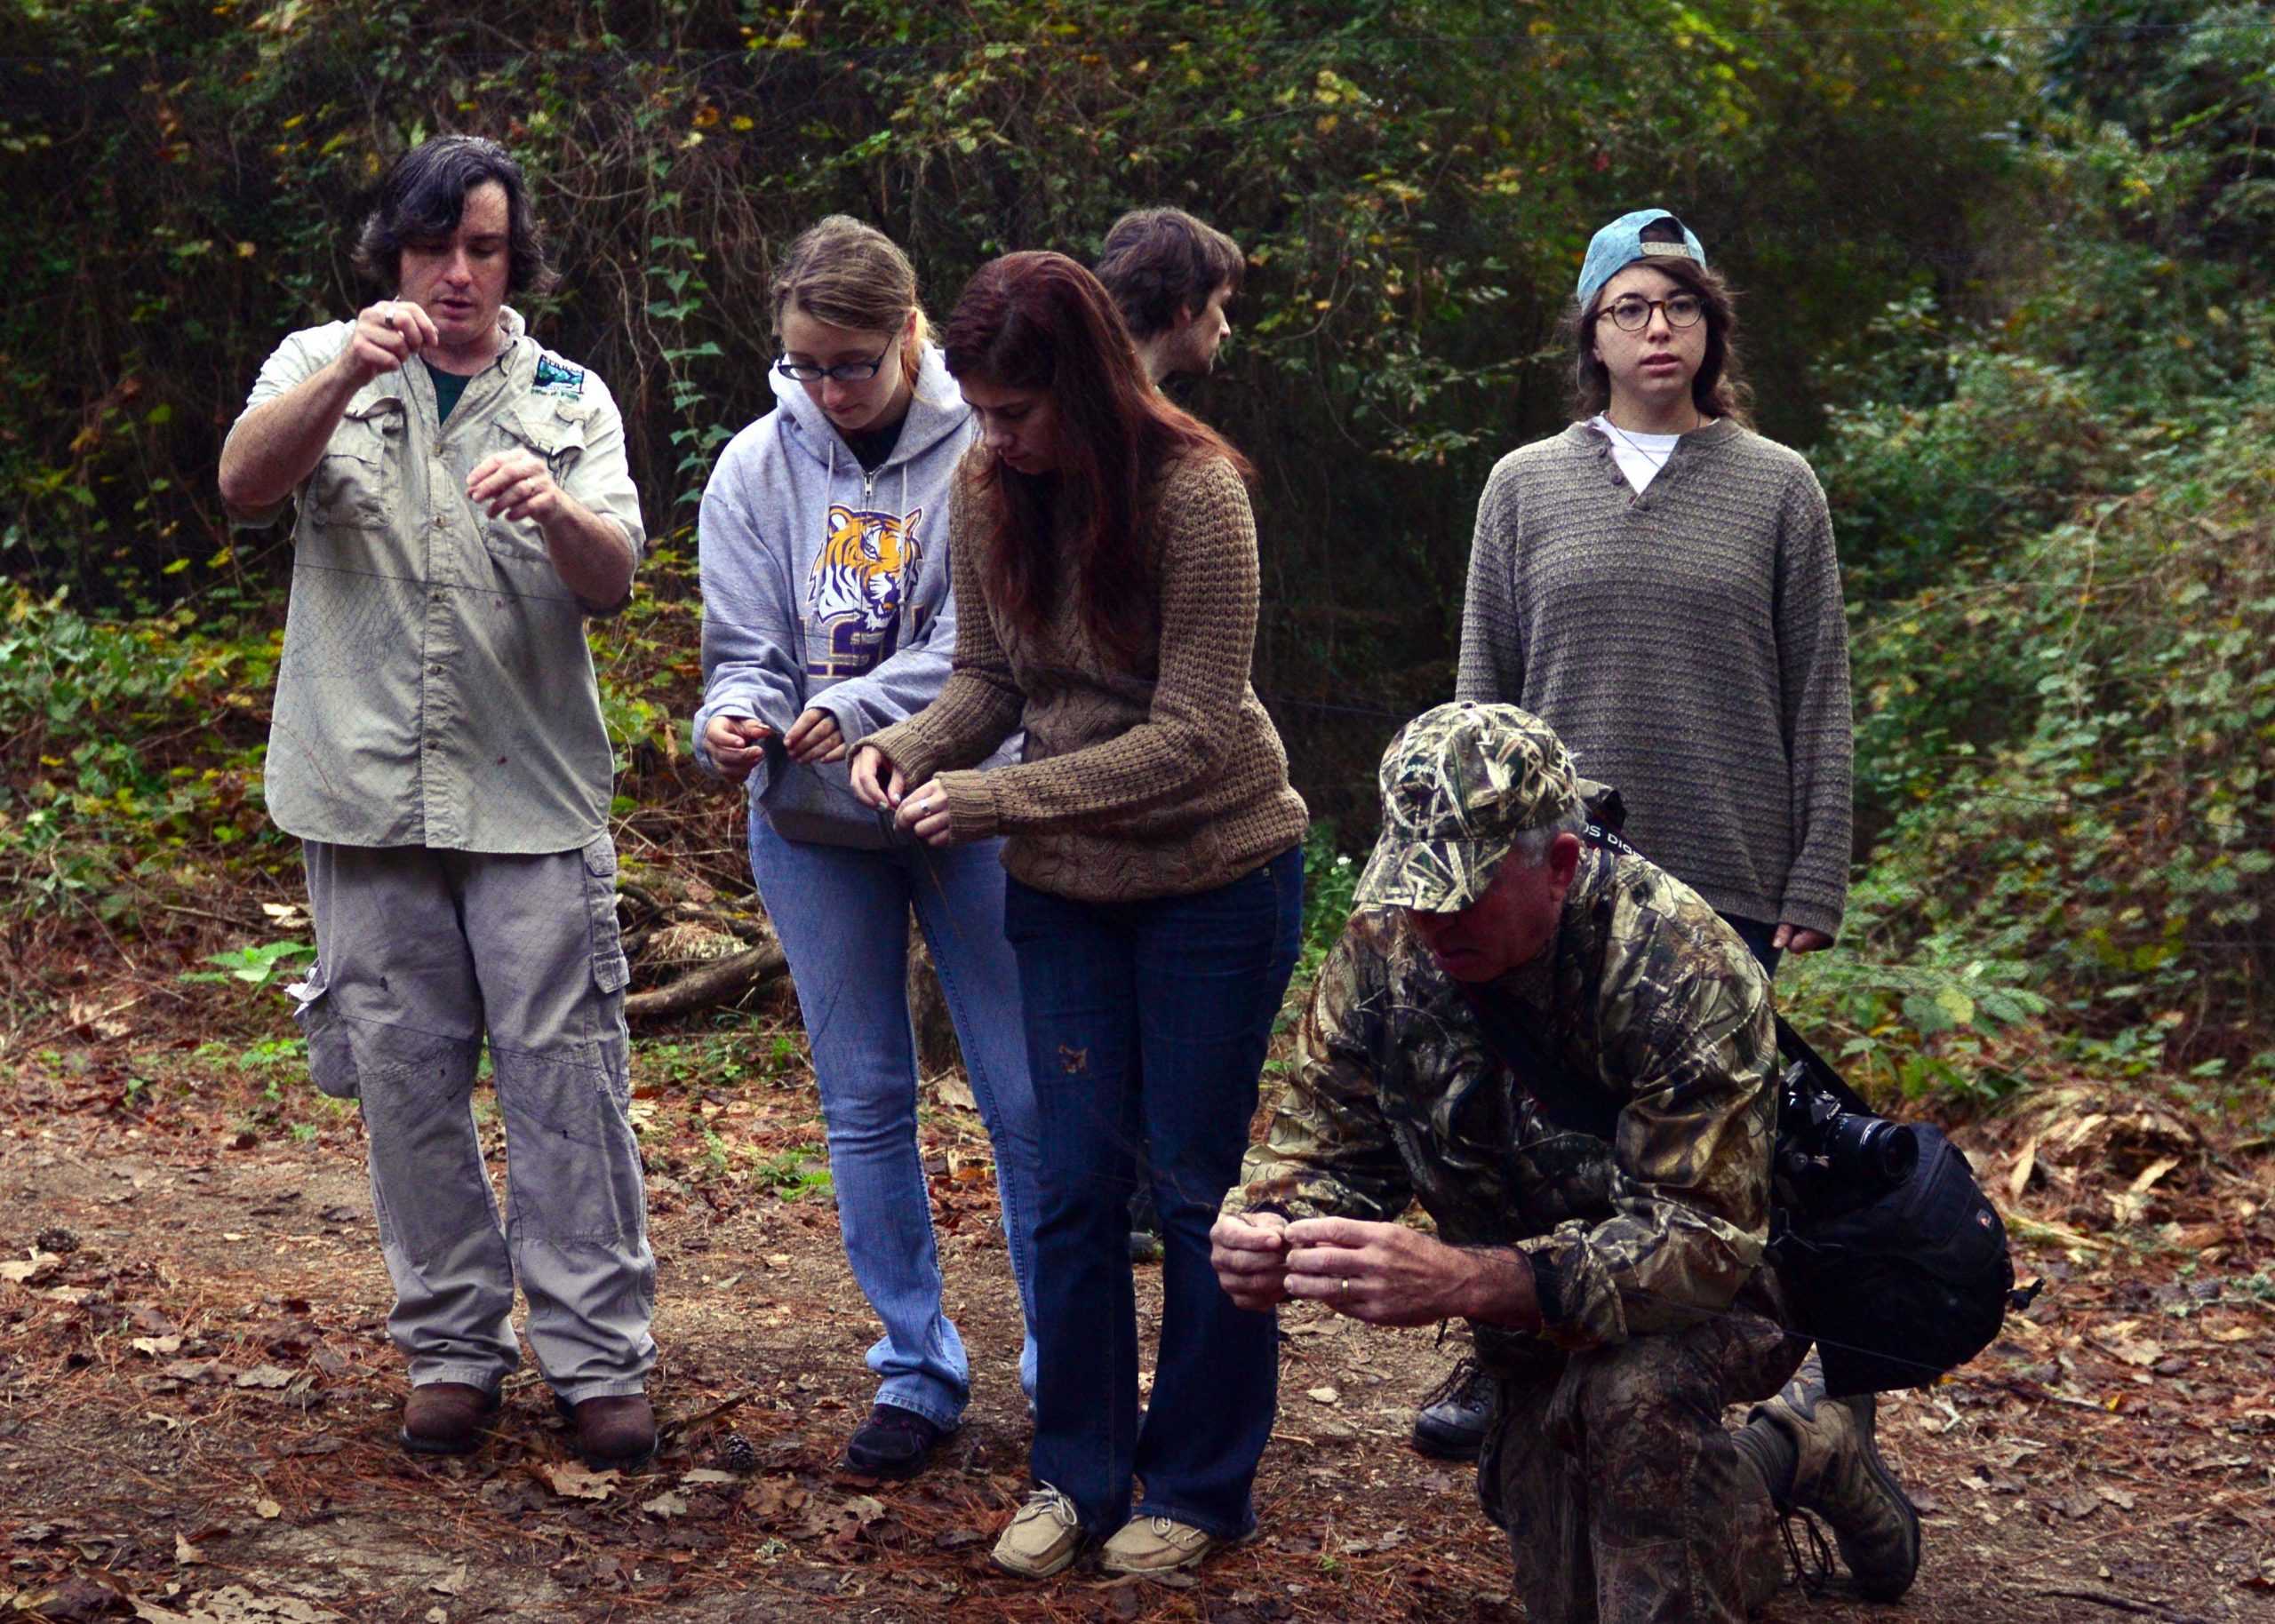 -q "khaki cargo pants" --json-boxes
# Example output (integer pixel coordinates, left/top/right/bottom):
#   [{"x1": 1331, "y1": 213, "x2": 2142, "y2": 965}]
[
  {"x1": 1479, "y1": 1308, "x2": 1807, "y2": 1624},
  {"x1": 293, "y1": 837, "x2": 655, "y2": 1402}
]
